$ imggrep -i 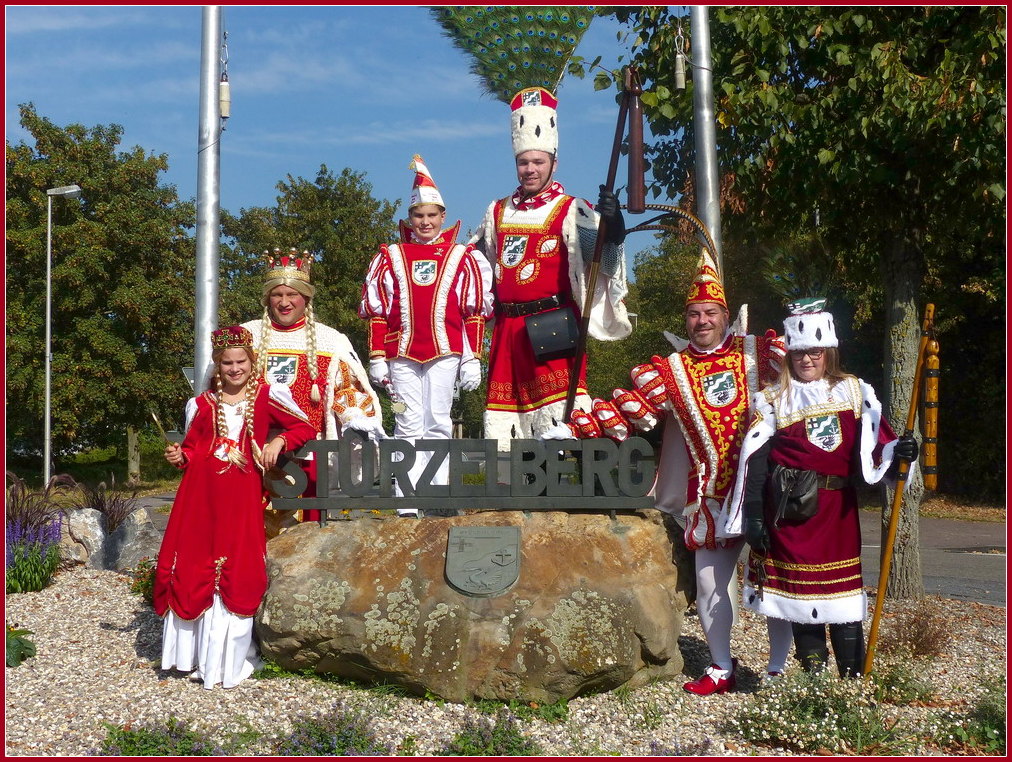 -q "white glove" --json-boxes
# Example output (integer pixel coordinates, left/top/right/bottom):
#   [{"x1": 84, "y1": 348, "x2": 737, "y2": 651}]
[
  {"x1": 368, "y1": 358, "x2": 389, "y2": 386},
  {"x1": 539, "y1": 422, "x2": 576, "y2": 441},
  {"x1": 343, "y1": 412, "x2": 386, "y2": 441},
  {"x1": 457, "y1": 357, "x2": 481, "y2": 392}
]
